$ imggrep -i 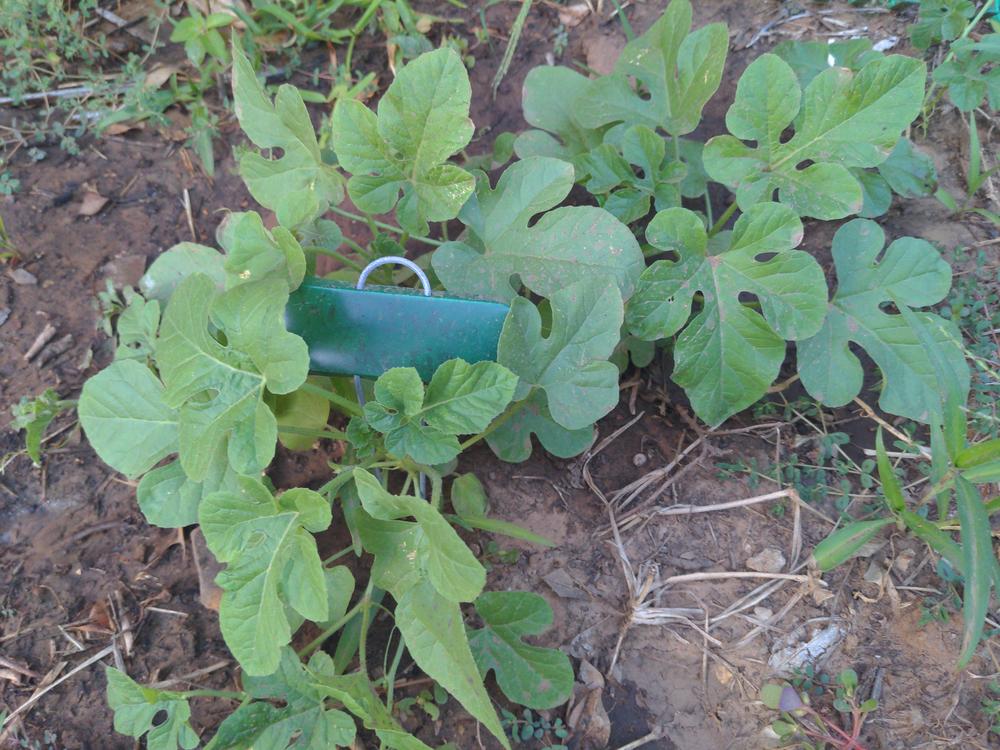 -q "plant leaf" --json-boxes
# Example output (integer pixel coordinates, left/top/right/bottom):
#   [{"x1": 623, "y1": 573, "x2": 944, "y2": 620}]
[
  {"x1": 876, "y1": 428, "x2": 906, "y2": 514},
  {"x1": 106, "y1": 668, "x2": 199, "y2": 750},
  {"x1": 78, "y1": 359, "x2": 179, "y2": 479},
  {"x1": 217, "y1": 211, "x2": 306, "y2": 291},
  {"x1": 432, "y1": 156, "x2": 644, "y2": 303},
  {"x1": 331, "y1": 48, "x2": 474, "y2": 236},
  {"x1": 574, "y1": 0, "x2": 728, "y2": 136},
  {"x1": 268, "y1": 376, "x2": 333, "y2": 451},
  {"x1": 232, "y1": 41, "x2": 343, "y2": 228},
  {"x1": 354, "y1": 468, "x2": 485, "y2": 602},
  {"x1": 199, "y1": 477, "x2": 330, "y2": 675},
  {"x1": 136, "y1": 441, "x2": 239, "y2": 528},
  {"x1": 812, "y1": 519, "x2": 893, "y2": 571},
  {"x1": 955, "y1": 476, "x2": 993, "y2": 667},
  {"x1": 797, "y1": 219, "x2": 969, "y2": 422},
  {"x1": 703, "y1": 53, "x2": 925, "y2": 219},
  {"x1": 627, "y1": 203, "x2": 826, "y2": 425},
  {"x1": 139, "y1": 242, "x2": 226, "y2": 303},
  {"x1": 878, "y1": 138, "x2": 937, "y2": 198},
  {"x1": 395, "y1": 581, "x2": 509, "y2": 749},
  {"x1": 773, "y1": 38, "x2": 882, "y2": 88},
  {"x1": 468, "y1": 591, "x2": 573, "y2": 709}
]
